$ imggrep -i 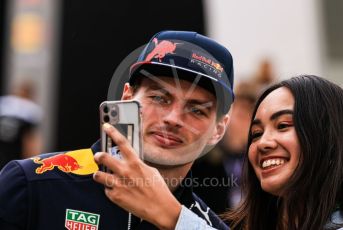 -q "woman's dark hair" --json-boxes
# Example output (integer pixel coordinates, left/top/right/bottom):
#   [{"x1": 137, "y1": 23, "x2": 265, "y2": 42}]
[{"x1": 225, "y1": 75, "x2": 343, "y2": 229}]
